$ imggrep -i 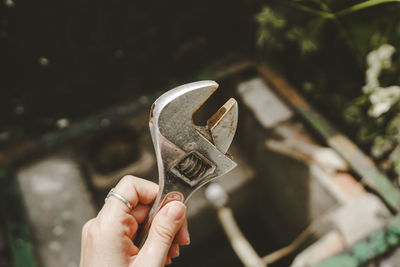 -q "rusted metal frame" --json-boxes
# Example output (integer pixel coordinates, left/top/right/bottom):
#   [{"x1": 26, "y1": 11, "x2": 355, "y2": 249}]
[
  {"x1": 212, "y1": 59, "x2": 253, "y2": 80},
  {"x1": 256, "y1": 63, "x2": 400, "y2": 212},
  {"x1": 315, "y1": 213, "x2": 400, "y2": 266},
  {"x1": 0, "y1": 60, "x2": 252, "y2": 169},
  {"x1": 0, "y1": 97, "x2": 156, "y2": 168}
]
